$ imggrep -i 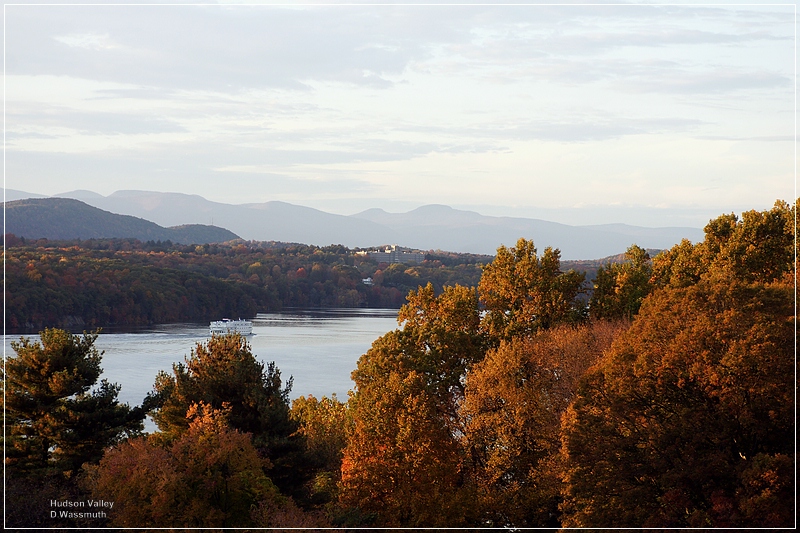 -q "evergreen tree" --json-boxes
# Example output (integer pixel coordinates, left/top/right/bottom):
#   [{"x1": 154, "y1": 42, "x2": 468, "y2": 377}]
[
  {"x1": 148, "y1": 333, "x2": 308, "y2": 498},
  {"x1": 3, "y1": 328, "x2": 143, "y2": 475}
]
